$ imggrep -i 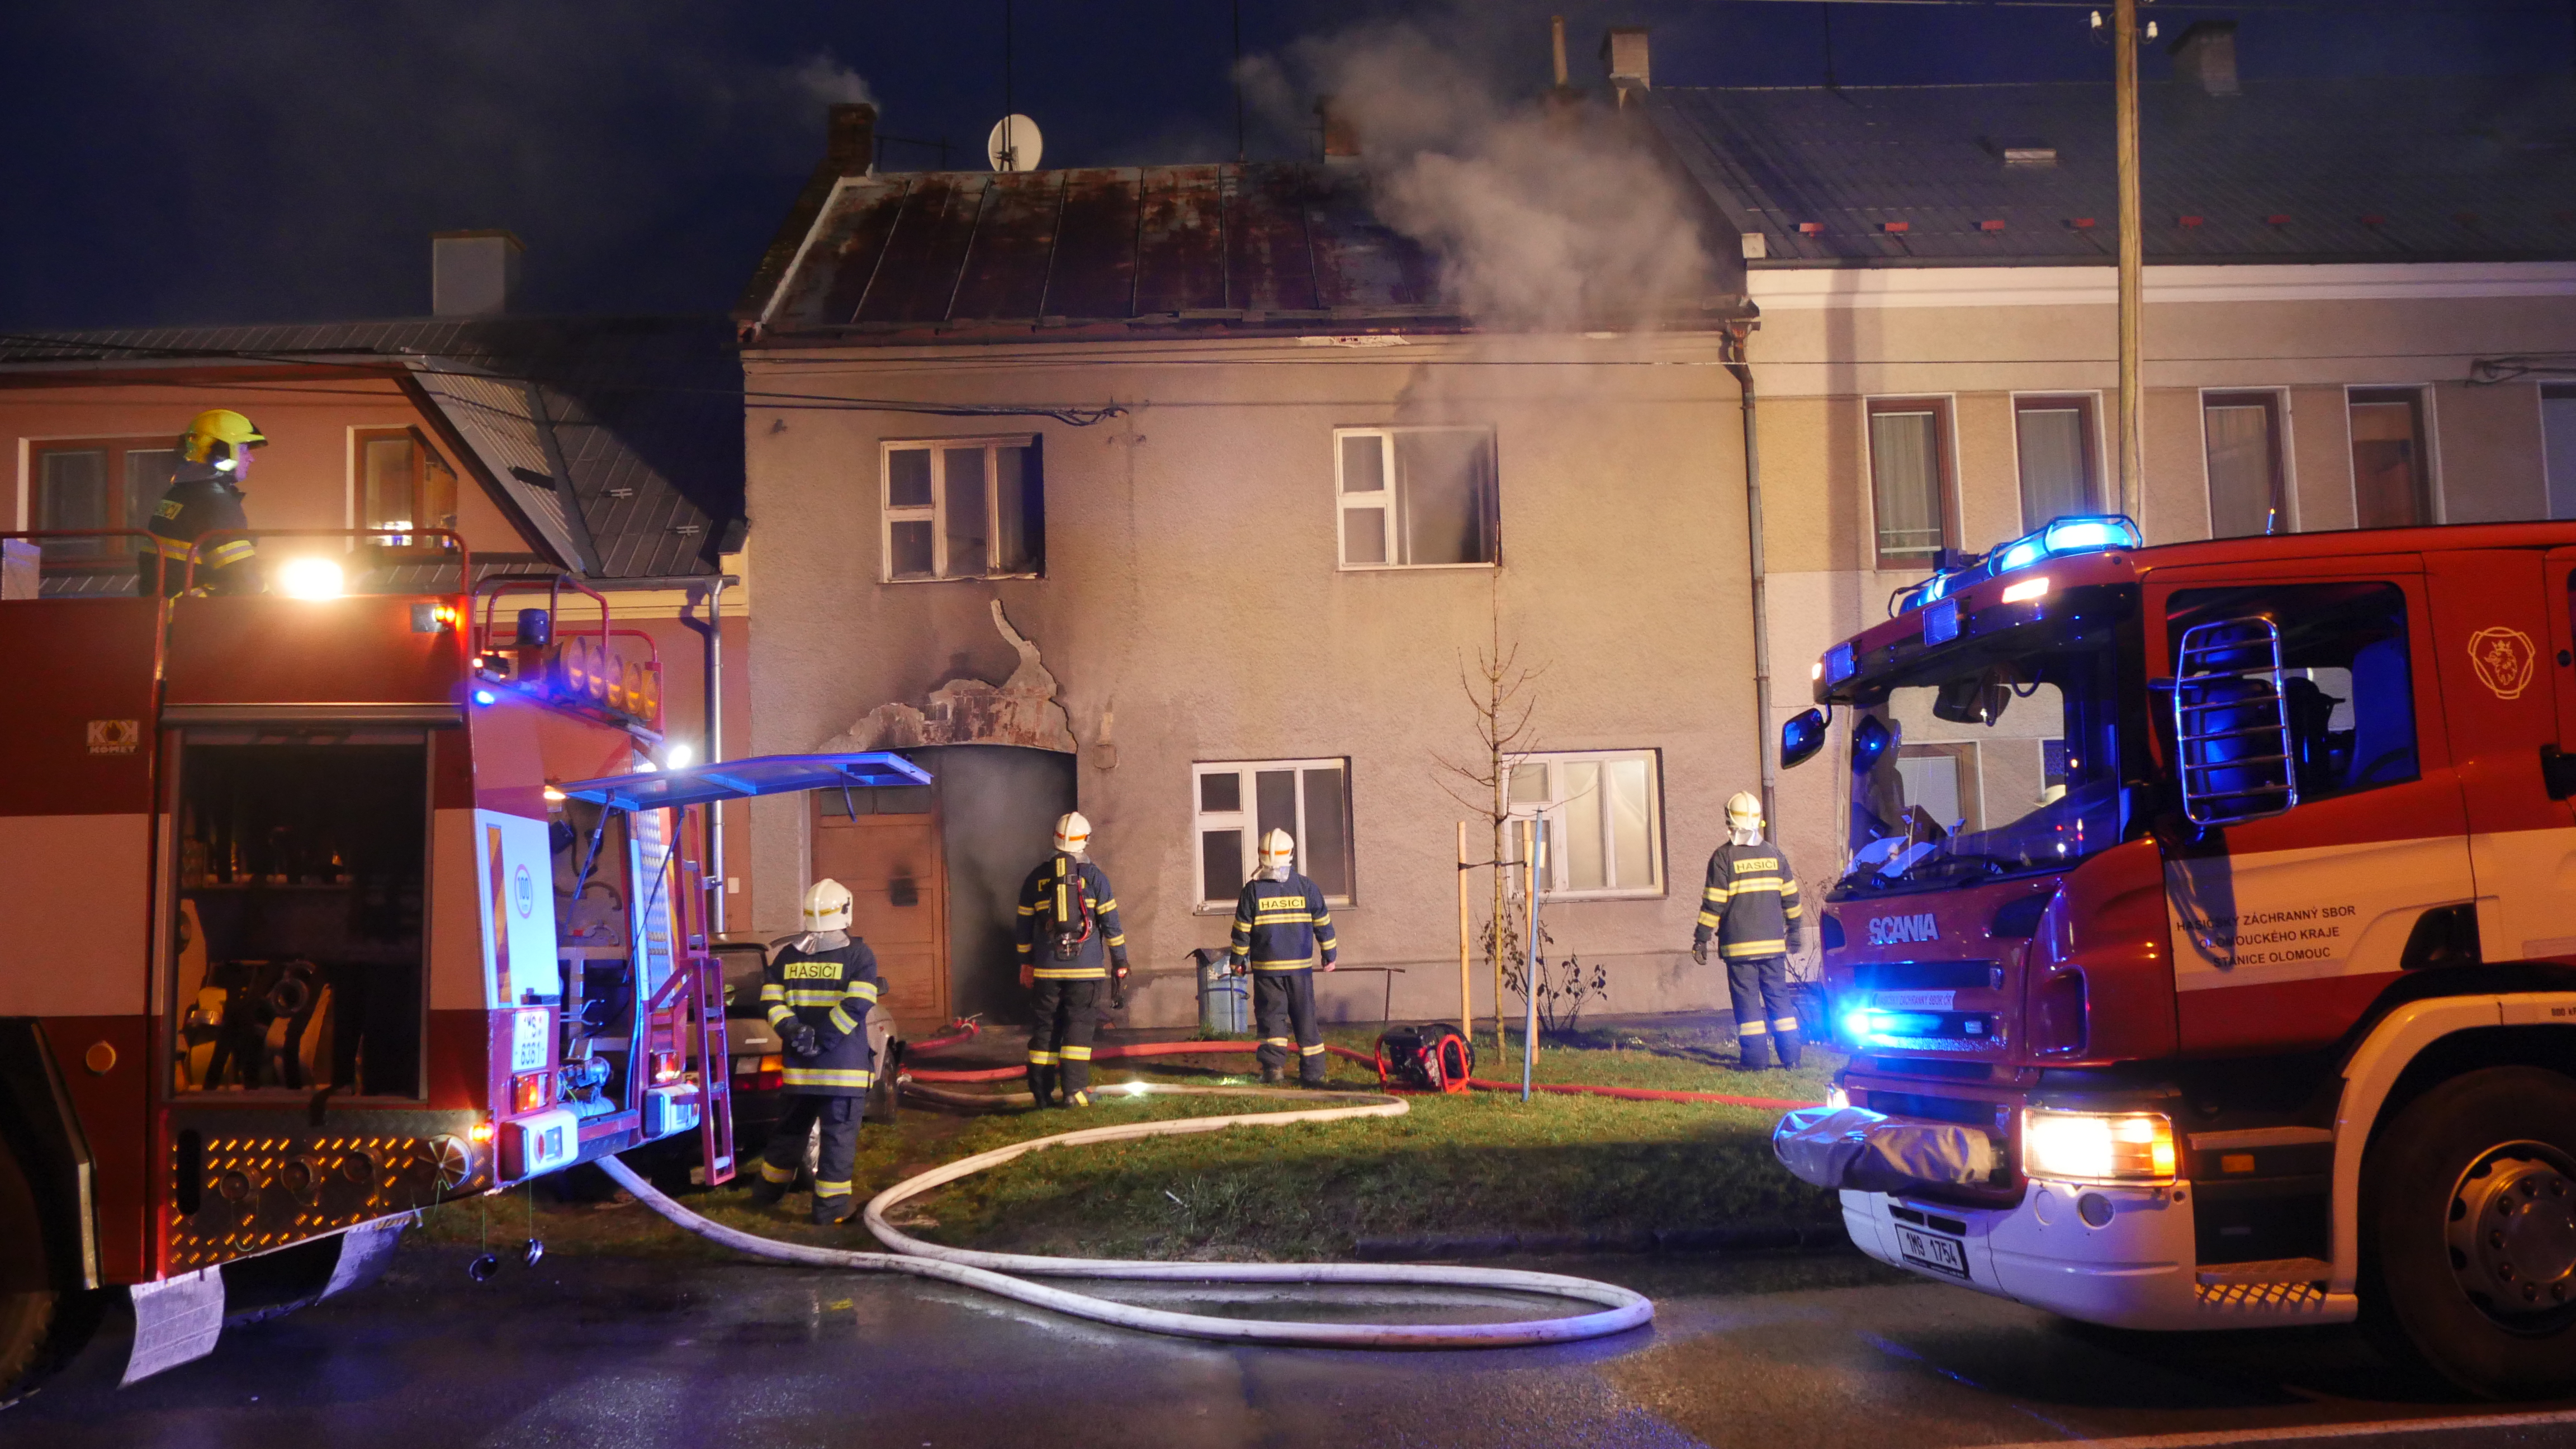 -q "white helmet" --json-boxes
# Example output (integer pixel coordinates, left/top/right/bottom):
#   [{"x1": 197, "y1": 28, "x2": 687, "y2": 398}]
[
  {"x1": 1053, "y1": 811, "x2": 1092, "y2": 854},
  {"x1": 1726, "y1": 791, "x2": 1765, "y2": 841},
  {"x1": 801, "y1": 878, "x2": 854, "y2": 932},
  {"x1": 1259, "y1": 827, "x2": 1296, "y2": 870}
]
